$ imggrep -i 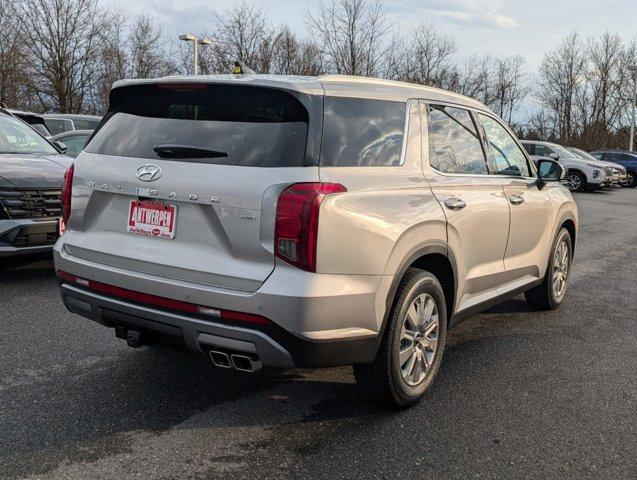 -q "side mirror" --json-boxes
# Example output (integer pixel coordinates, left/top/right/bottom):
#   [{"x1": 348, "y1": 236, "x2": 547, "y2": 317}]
[
  {"x1": 537, "y1": 159, "x2": 565, "y2": 188},
  {"x1": 548, "y1": 153, "x2": 559, "y2": 160},
  {"x1": 52, "y1": 141, "x2": 68, "y2": 153}
]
